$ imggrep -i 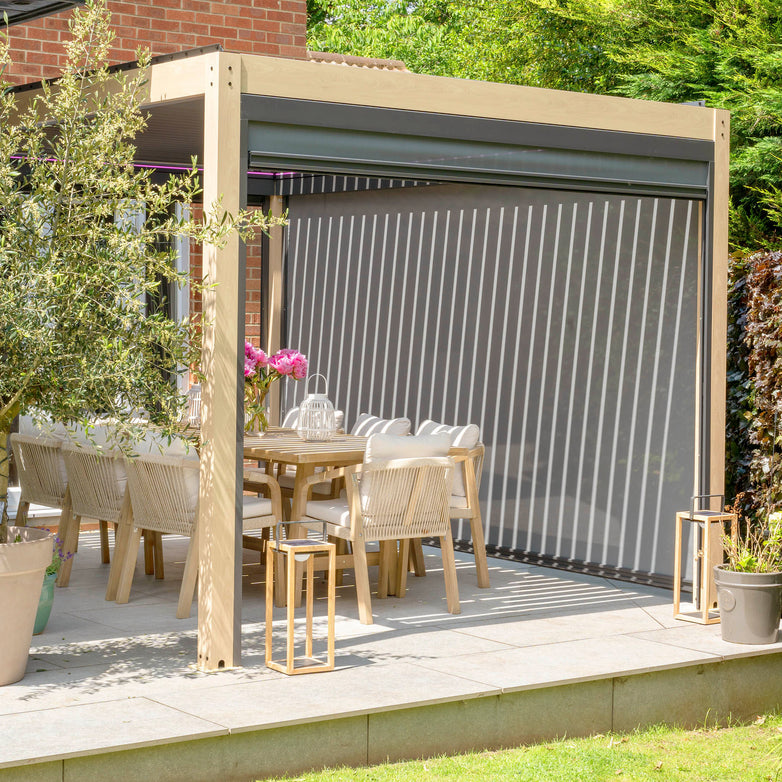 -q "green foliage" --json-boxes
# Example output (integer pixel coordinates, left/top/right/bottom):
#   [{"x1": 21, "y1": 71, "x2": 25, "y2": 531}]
[
  {"x1": 307, "y1": 0, "x2": 619, "y2": 91},
  {"x1": 605, "y1": 0, "x2": 782, "y2": 251},
  {"x1": 0, "y1": 0, "x2": 283, "y2": 539},
  {"x1": 724, "y1": 512, "x2": 782, "y2": 572}
]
